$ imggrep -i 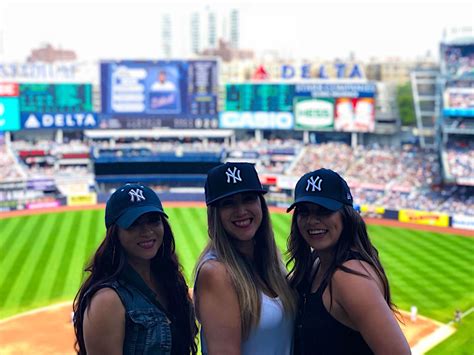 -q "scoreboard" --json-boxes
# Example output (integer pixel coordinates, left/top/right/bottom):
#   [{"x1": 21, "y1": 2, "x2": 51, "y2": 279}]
[
  {"x1": 100, "y1": 60, "x2": 219, "y2": 129},
  {"x1": 225, "y1": 84, "x2": 294, "y2": 112},
  {"x1": 19, "y1": 84, "x2": 93, "y2": 113}
]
